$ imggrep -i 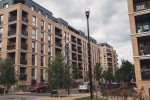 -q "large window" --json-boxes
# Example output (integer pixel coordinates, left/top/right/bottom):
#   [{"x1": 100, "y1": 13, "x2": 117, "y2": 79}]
[
  {"x1": 0, "y1": 15, "x2": 3, "y2": 25},
  {"x1": 32, "y1": 29, "x2": 36, "y2": 39},
  {"x1": 32, "y1": 41, "x2": 35, "y2": 52},
  {"x1": 48, "y1": 46, "x2": 51, "y2": 55},
  {"x1": 32, "y1": 54, "x2": 35, "y2": 65},
  {"x1": 48, "y1": 24, "x2": 51, "y2": 33},
  {"x1": 41, "y1": 32, "x2": 44, "y2": 42},
  {"x1": 4, "y1": 3, "x2": 8, "y2": 8},
  {"x1": 41, "y1": 56, "x2": 44, "y2": 66},
  {"x1": 32, "y1": 16, "x2": 36, "y2": 26},
  {"x1": 31, "y1": 68, "x2": 35, "y2": 80},
  {"x1": 48, "y1": 35, "x2": 51, "y2": 44},
  {"x1": 41, "y1": 20, "x2": 44, "y2": 30}
]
